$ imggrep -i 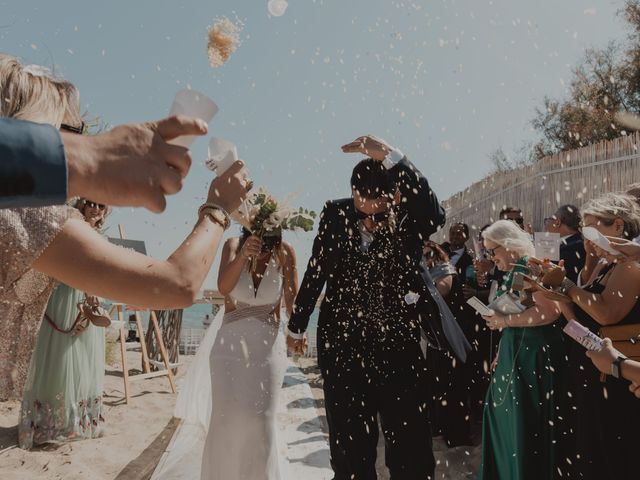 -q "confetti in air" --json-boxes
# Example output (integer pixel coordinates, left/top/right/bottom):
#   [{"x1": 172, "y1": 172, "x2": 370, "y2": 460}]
[
  {"x1": 267, "y1": 0, "x2": 289, "y2": 17},
  {"x1": 207, "y1": 17, "x2": 242, "y2": 68}
]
